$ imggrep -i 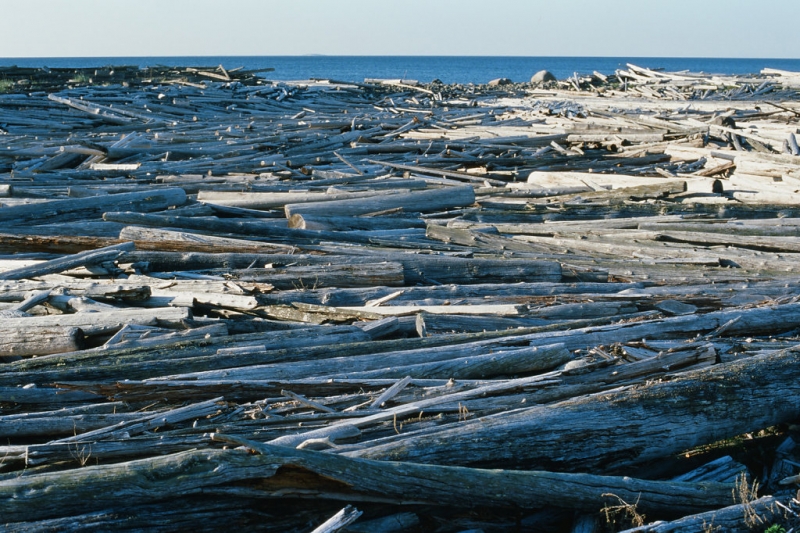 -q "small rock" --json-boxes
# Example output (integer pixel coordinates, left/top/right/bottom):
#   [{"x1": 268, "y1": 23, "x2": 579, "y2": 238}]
[
  {"x1": 488, "y1": 77, "x2": 512, "y2": 87},
  {"x1": 531, "y1": 70, "x2": 557, "y2": 84}
]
